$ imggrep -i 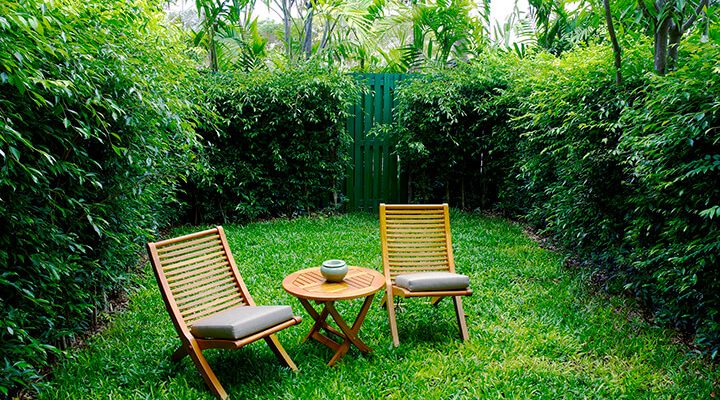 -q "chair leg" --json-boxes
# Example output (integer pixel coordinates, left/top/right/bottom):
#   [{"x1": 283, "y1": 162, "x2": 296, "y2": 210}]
[
  {"x1": 452, "y1": 296, "x2": 469, "y2": 342},
  {"x1": 186, "y1": 339, "x2": 228, "y2": 400},
  {"x1": 385, "y1": 290, "x2": 400, "y2": 347},
  {"x1": 171, "y1": 344, "x2": 188, "y2": 362},
  {"x1": 264, "y1": 334, "x2": 298, "y2": 371},
  {"x1": 430, "y1": 296, "x2": 444, "y2": 306}
]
